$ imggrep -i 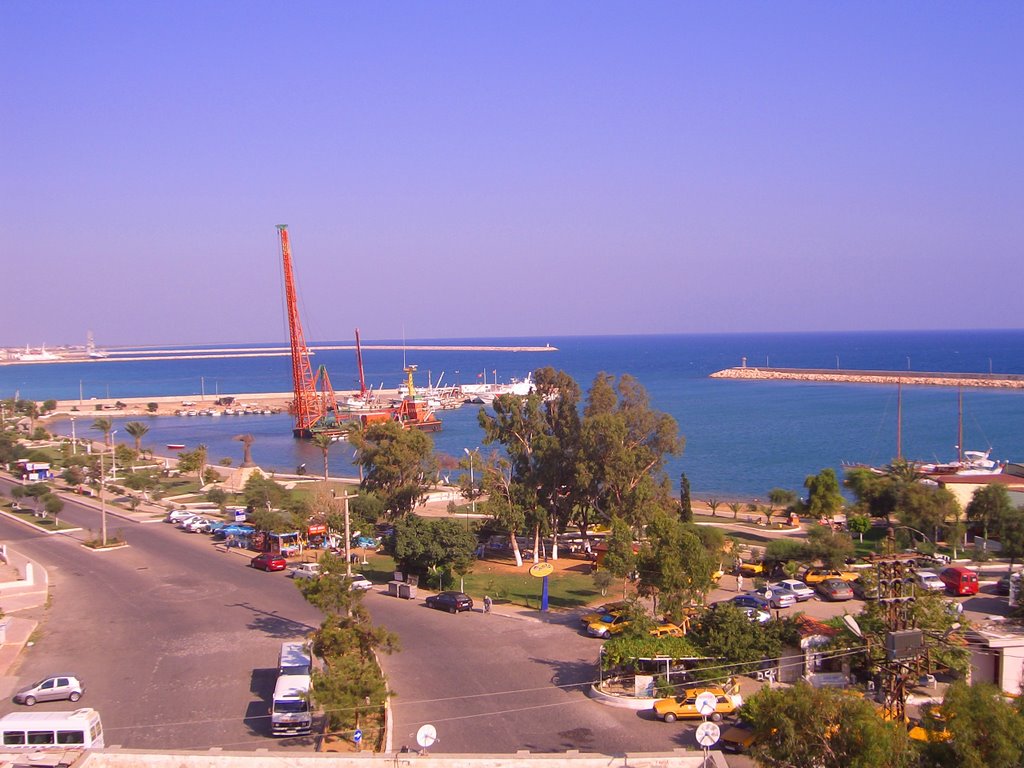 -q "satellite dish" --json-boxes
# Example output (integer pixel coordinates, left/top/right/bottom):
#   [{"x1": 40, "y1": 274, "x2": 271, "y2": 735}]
[
  {"x1": 695, "y1": 691, "x2": 719, "y2": 717},
  {"x1": 416, "y1": 724, "x2": 437, "y2": 749},
  {"x1": 843, "y1": 614, "x2": 864, "y2": 639},
  {"x1": 695, "y1": 721, "x2": 721, "y2": 747}
]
